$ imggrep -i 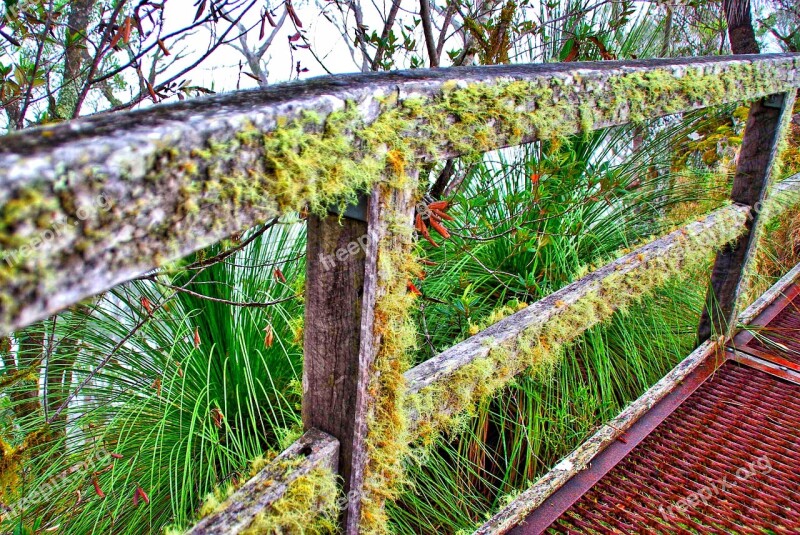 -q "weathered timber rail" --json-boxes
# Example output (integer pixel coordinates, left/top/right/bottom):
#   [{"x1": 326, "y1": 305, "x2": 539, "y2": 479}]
[
  {"x1": 483, "y1": 266, "x2": 800, "y2": 534},
  {"x1": 1, "y1": 53, "x2": 799, "y2": 534},
  {"x1": 1, "y1": 54, "x2": 798, "y2": 334}
]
